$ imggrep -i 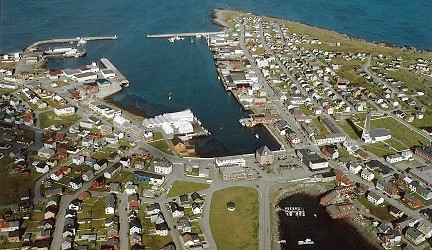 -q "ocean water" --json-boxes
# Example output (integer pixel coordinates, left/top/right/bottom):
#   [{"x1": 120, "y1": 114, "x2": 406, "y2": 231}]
[{"x1": 1, "y1": 0, "x2": 431, "y2": 156}]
